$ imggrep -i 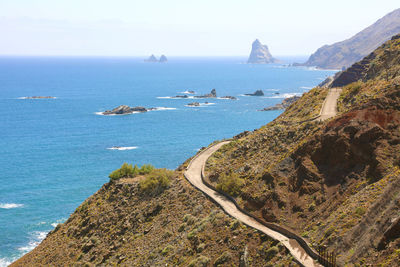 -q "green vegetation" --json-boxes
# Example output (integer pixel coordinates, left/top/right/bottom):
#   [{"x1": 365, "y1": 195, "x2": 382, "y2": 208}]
[
  {"x1": 109, "y1": 163, "x2": 155, "y2": 181},
  {"x1": 214, "y1": 251, "x2": 232, "y2": 265},
  {"x1": 139, "y1": 168, "x2": 173, "y2": 195},
  {"x1": 215, "y1": 172, "x2": 244, "y2": 197},
  {"x1": 109, "y1": 163, "x2": 138, "y2": 181},
  {"x1": 188, "y1": 255, "x2": 210, "y2": 267}
]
